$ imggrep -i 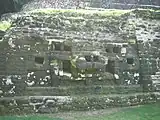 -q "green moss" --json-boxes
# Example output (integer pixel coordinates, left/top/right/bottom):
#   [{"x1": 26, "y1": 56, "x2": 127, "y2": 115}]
[
  {"x1": 128, "y1": 39, "x2": 136, "y2": 44},
  {"x1": 29, "y1": 9, "x2": 131, "y2": 17},
  {"x1": 133, "y1": 9, "x2": 160, "y2": 19},
  {"x1": 0, "y1": 21, "x2": 11, "y2": 31},
  {"x1": 29, "y1": 8, "x2": 160, "y2": 19}
]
